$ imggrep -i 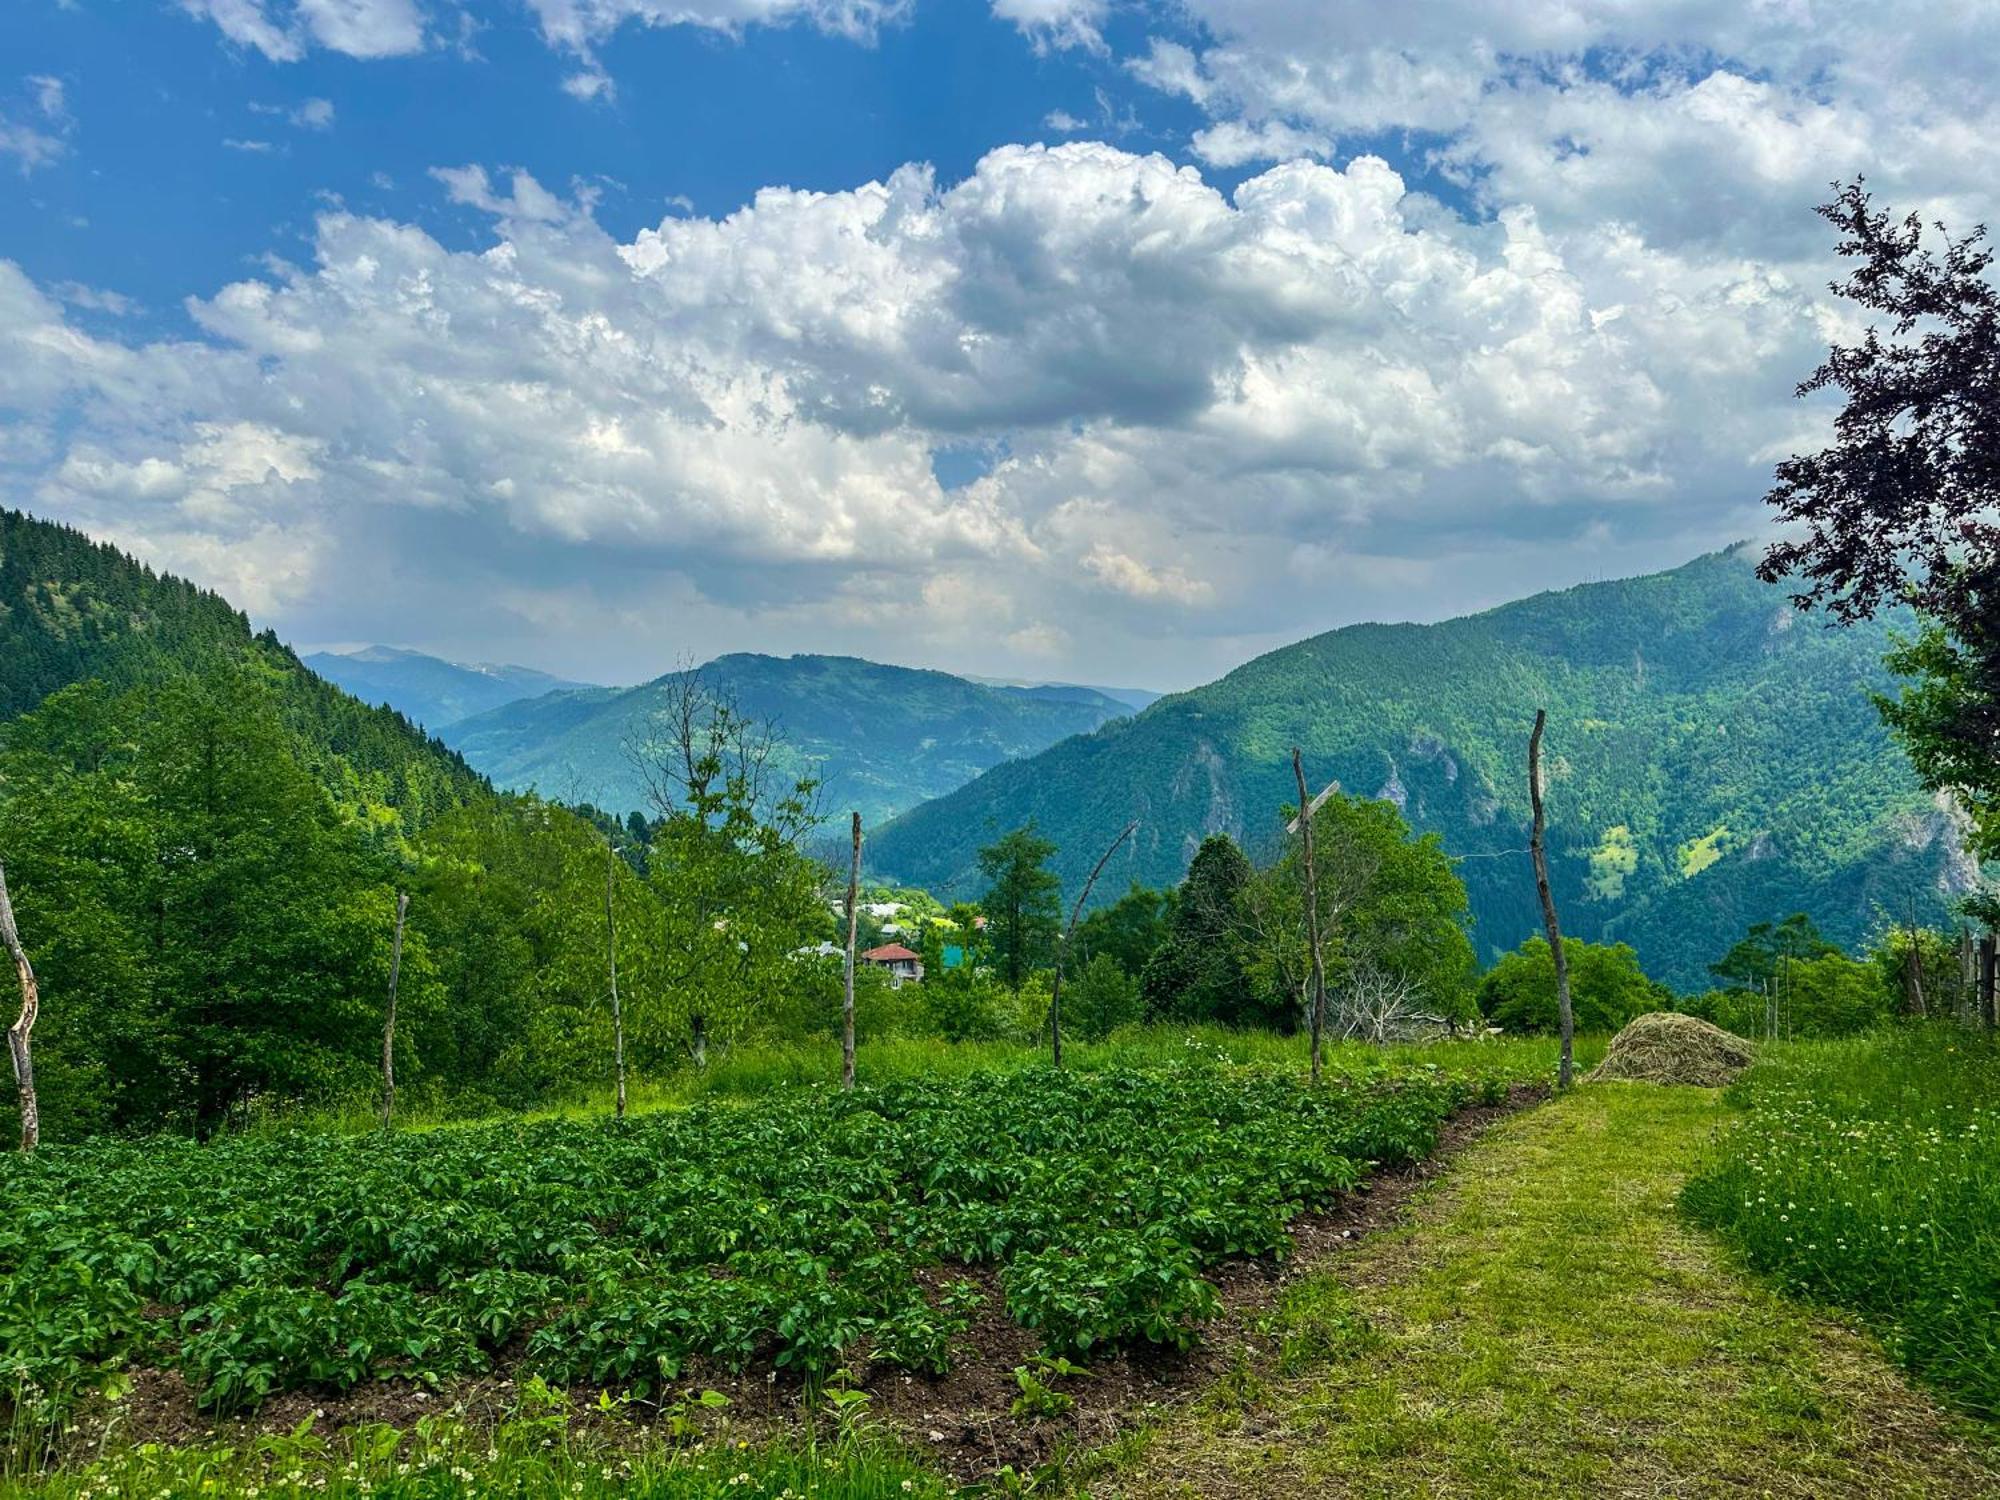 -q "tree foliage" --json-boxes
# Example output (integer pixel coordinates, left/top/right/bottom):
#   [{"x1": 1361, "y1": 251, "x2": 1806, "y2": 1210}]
[
  {"x1": 1477, "y1": 936, "x2": 1670, "y2": 1035},
  {"x1": 975, "y1": 824, "x2": 1062, "y2": 994},
  {"x1": 1759, "y1": 180, "x2": 2000, "y2": 861},
  {"x1": 1241, "y1": 791, "x2": 1476, "y2": 1034},
  {"x1": 1139, "y1": 835, "x2": 1265, "y2": 1027}
]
